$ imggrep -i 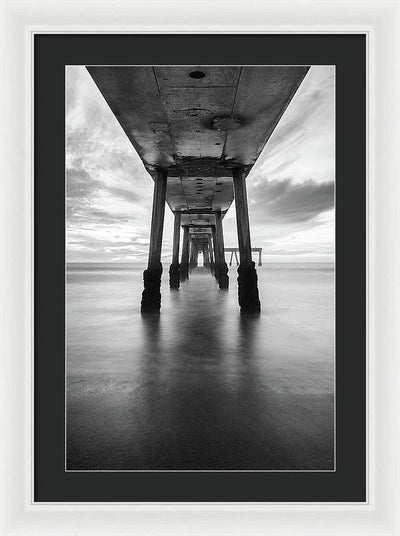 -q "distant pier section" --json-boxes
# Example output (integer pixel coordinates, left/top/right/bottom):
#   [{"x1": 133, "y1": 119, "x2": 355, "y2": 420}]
[{"x1": 225, "y1": 248, "x2": 262, "y2": 267}]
